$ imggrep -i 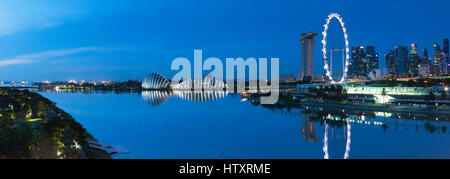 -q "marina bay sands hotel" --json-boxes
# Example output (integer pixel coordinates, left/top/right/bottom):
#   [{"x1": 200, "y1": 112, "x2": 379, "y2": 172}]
[{"x1": 299, "y1": 32, "x2": 318, "y2": 81}]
